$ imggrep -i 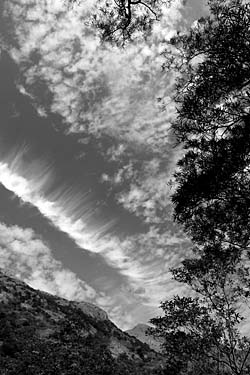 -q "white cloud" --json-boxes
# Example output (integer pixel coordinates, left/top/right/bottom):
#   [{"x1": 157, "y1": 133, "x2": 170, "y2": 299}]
[
  {"x1": 0, "y1": 219, "x2": 154, "y2": 329},
  {"x1": 0, "y1": 0, "x2": 194, "y2": 329},
  {"x1": 5, "y1": 0, "x2": 182, "y2": 148},
  {"x1": 0, "y1": 221, "x2": 97, "y2": 301},
  {"x1": 103, "y1": 146, "x2": 183, "y2": 225},
  {"x1": 0, "y1": 150, "x2": 115, "y2": 254},
  {"x1": 2, "y1": 0, "x2": 188, "y2": 227},
  {"x1": 0, "y1": 217, "x2": 188, "y2": 330},
  {"x1": 0, "y1": 147, "x2": 190, "y2": 309}
]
